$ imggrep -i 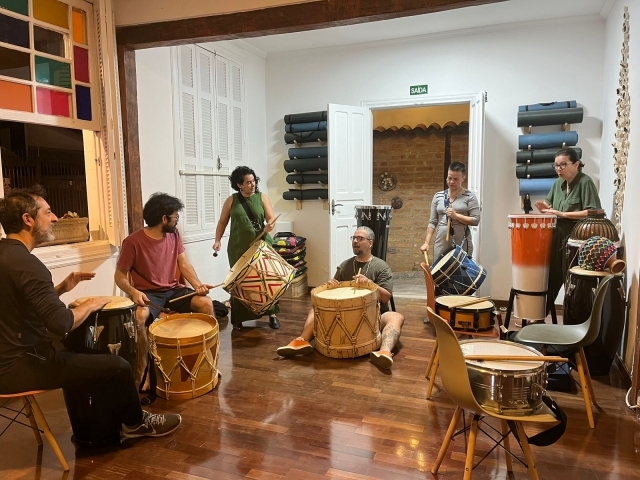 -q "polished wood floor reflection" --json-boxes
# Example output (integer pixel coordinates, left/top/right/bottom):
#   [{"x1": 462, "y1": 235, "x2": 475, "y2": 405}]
[{"x1": 1, "y1": 295, "x2": 639, "y2": 479}]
